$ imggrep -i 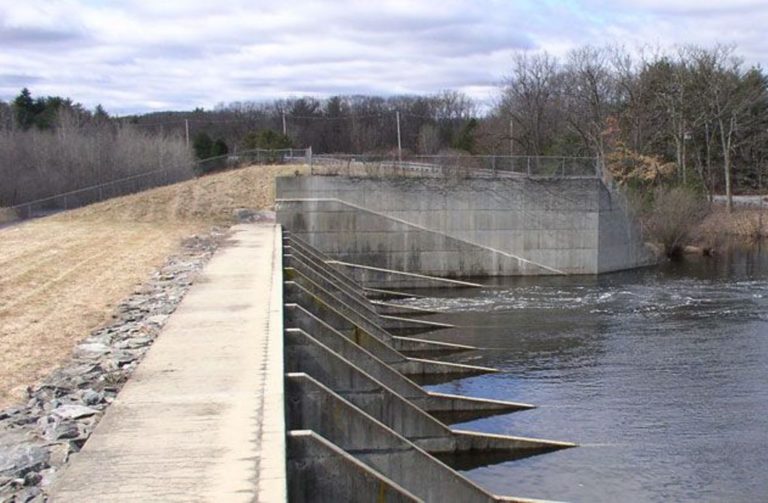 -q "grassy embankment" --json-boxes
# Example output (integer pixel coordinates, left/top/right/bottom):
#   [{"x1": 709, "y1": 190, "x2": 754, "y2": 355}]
[{"x1": 0, "y1": 164, "x2": 307, "y2": 408}]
